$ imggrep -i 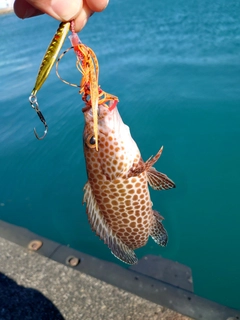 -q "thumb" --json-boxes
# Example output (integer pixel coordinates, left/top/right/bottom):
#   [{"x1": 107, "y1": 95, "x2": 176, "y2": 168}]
[{"x1": 15, "y1": 0, "x2": 82, "y2": 21}]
